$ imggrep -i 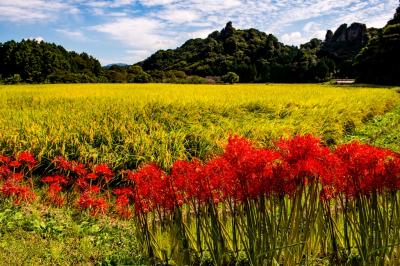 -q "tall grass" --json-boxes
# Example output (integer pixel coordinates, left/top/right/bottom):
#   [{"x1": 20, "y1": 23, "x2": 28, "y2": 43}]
[{"x1": 0, "y1": 83, "x2": 398, "y2": 169}]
